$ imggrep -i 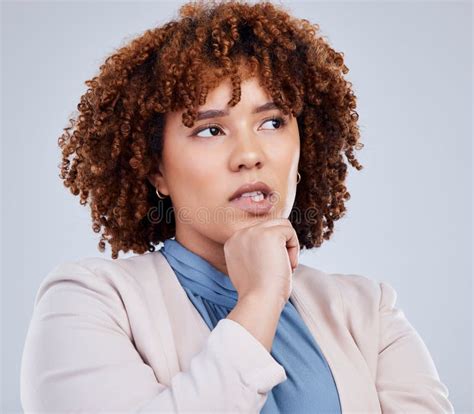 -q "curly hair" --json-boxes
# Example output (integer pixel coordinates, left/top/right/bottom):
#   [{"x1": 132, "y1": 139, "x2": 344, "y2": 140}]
[{"x1": 58, "y1": 0, "x2": 364, "y2": 259}]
